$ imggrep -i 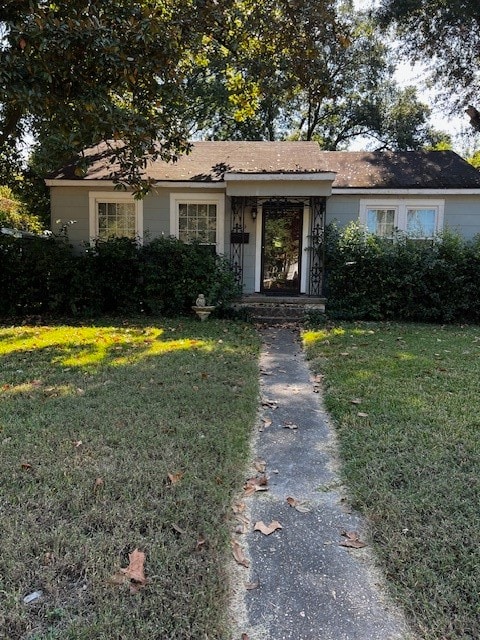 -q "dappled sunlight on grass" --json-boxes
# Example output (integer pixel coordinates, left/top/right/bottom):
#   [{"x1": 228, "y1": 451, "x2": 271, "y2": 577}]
[
  {"x1": 302, "y1": 327, "x2": 345, "y2": 345},
  {"x1": 0, "y1": 325, "x2": 211, "y2": 369}
]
